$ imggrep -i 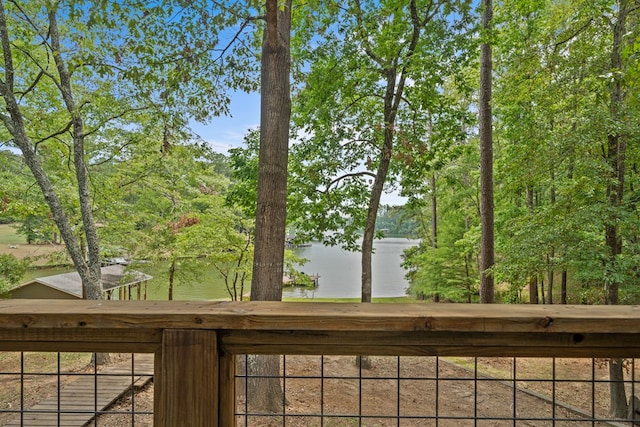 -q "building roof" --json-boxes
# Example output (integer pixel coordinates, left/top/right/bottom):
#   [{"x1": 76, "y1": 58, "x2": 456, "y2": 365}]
[{"x1": 14, "y1": 264, "x2": 152, "y2": 299}]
